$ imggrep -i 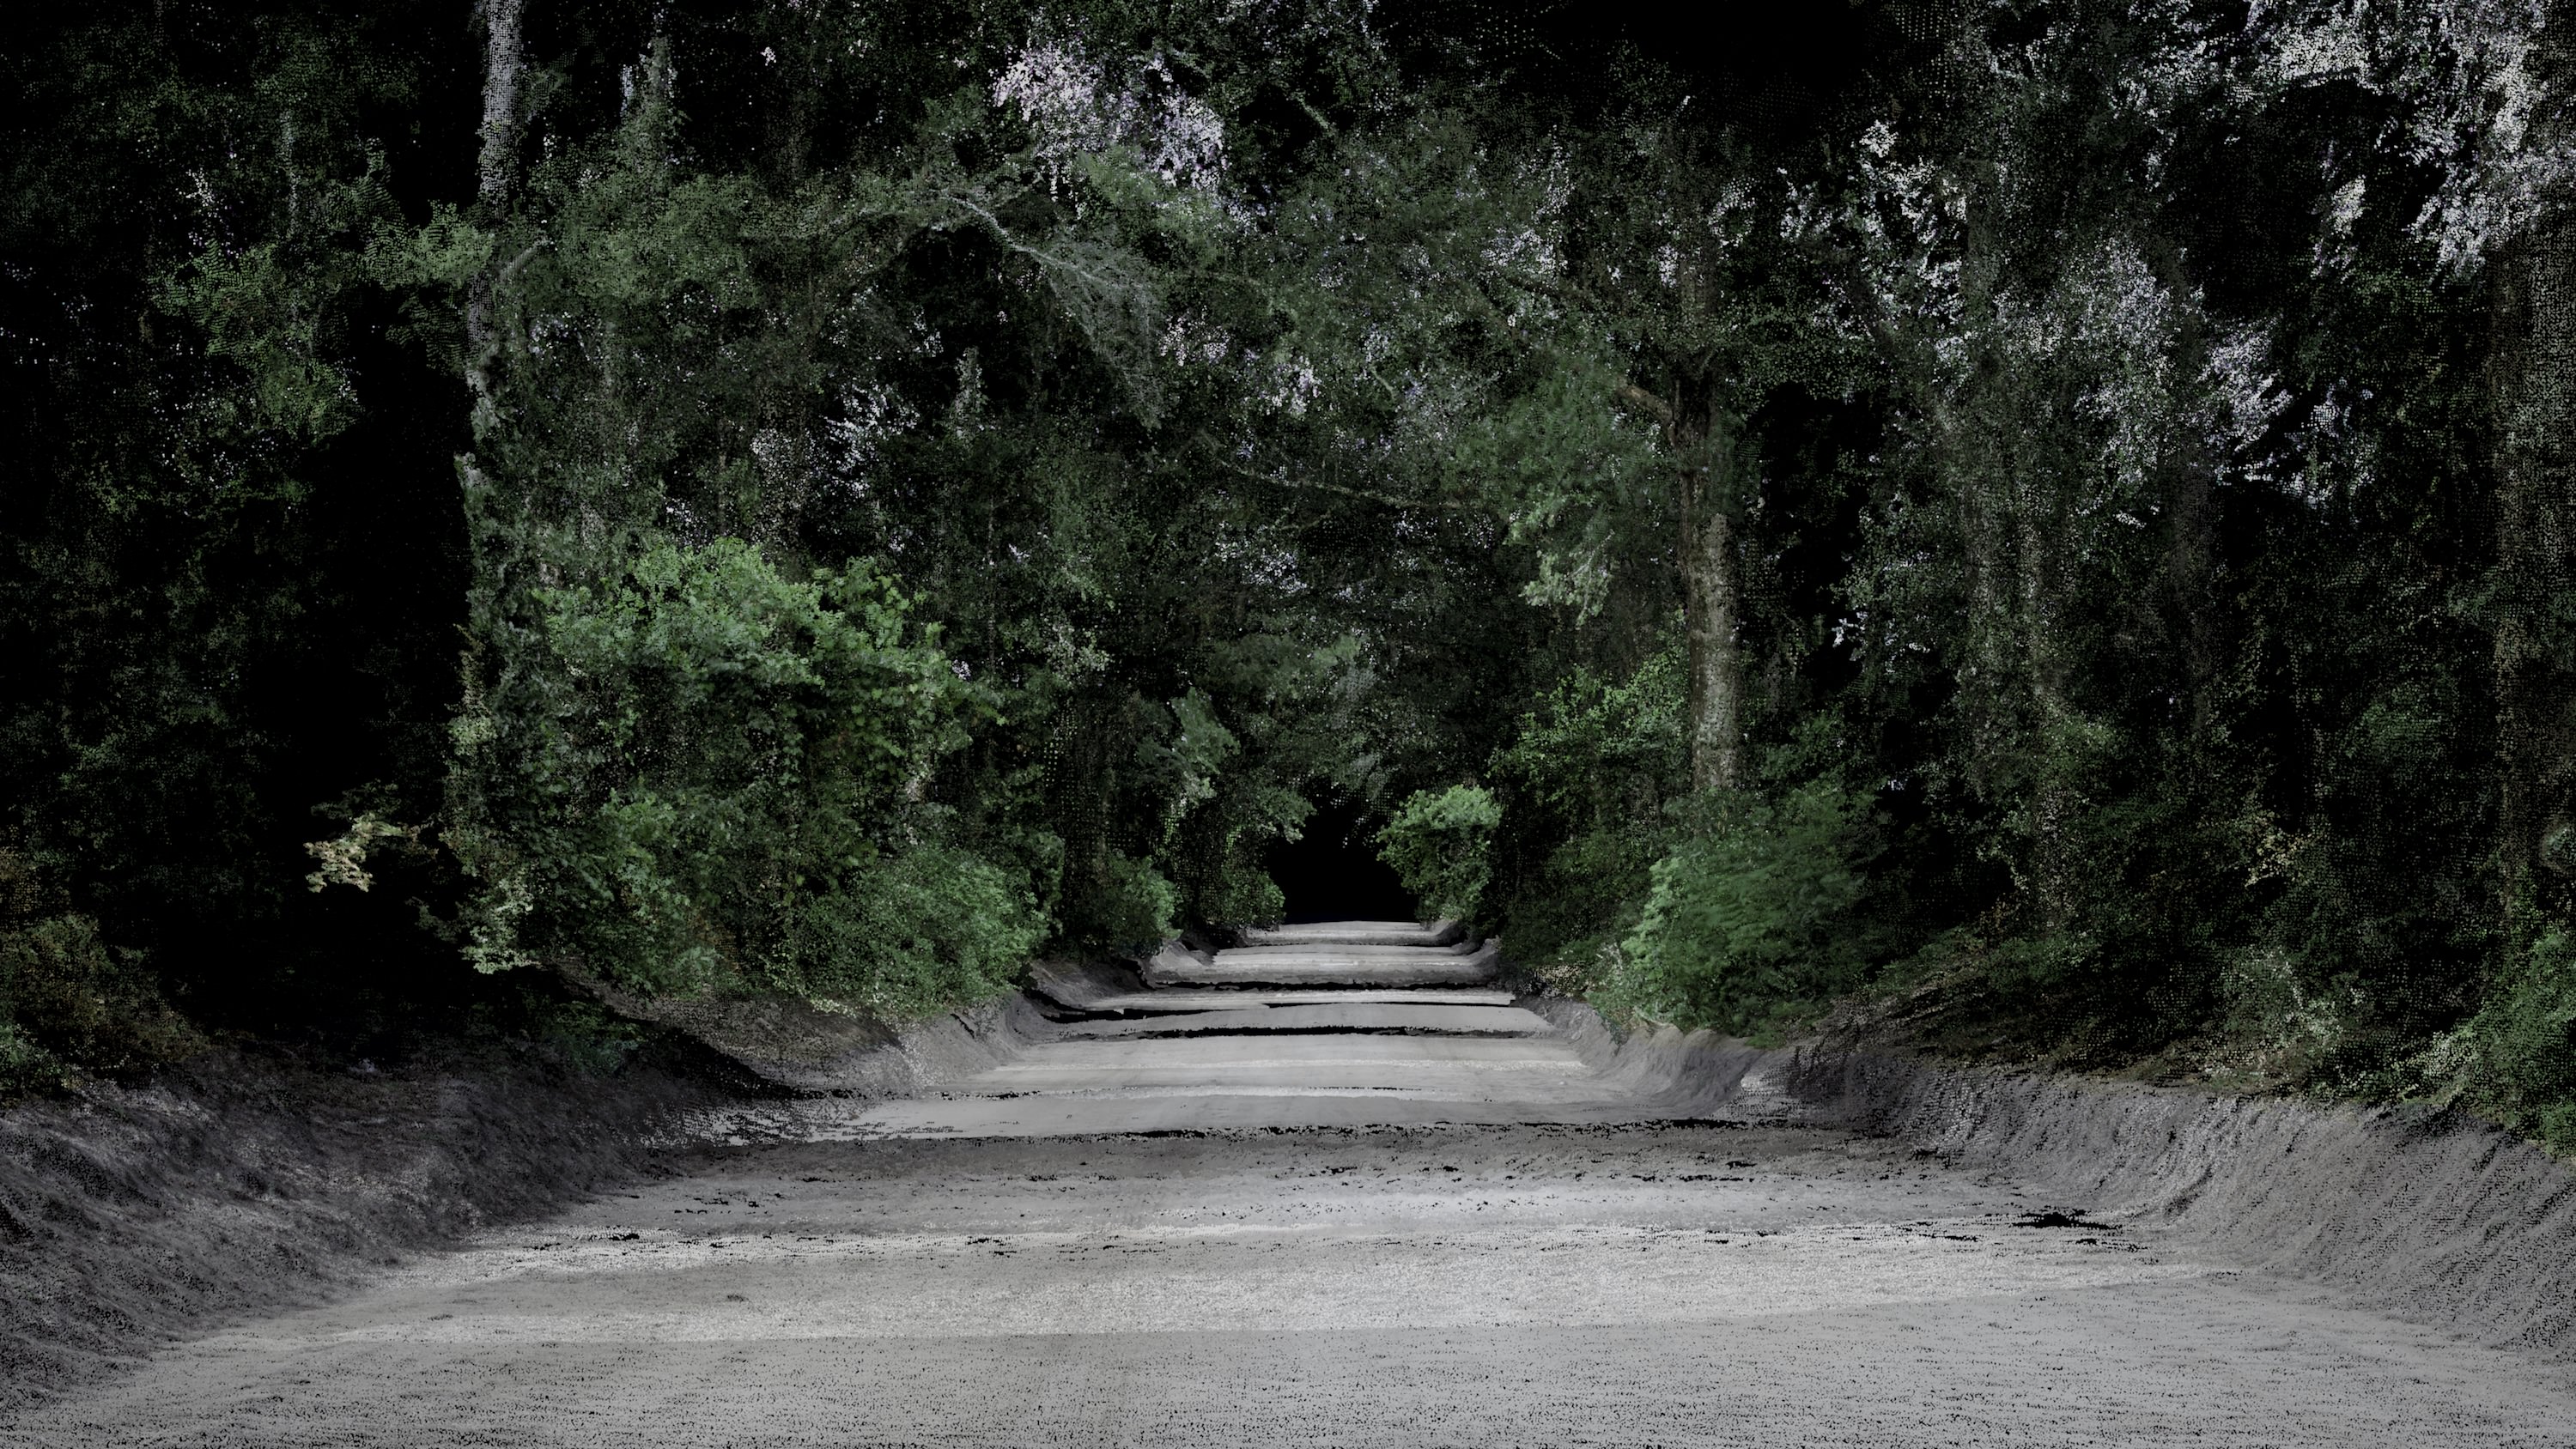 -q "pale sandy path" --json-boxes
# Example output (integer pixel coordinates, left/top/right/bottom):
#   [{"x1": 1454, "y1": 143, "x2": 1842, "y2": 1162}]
[{"x1": 9, "y1": 925, "x2": 2573, "y2": 1446}]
